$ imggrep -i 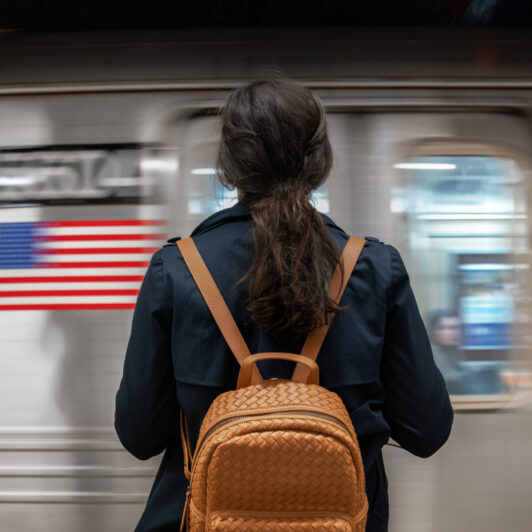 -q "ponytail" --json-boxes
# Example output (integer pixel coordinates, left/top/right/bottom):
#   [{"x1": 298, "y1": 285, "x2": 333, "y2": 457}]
[{"x1": 216, "y1": 77, "x2": 346, "y2": 338}]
